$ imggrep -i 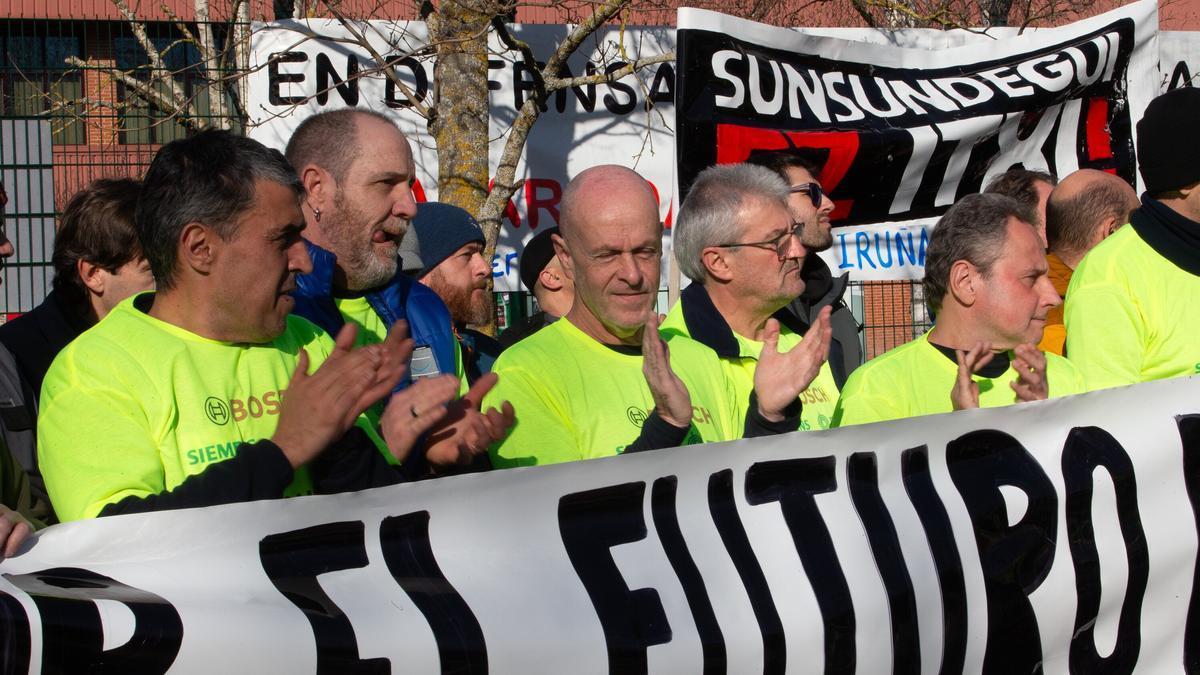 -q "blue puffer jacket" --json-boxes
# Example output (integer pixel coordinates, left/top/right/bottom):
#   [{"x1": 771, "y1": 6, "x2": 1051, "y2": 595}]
[{"x1": 291, "y1": 241, "x2": 458, "y2": 390}]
